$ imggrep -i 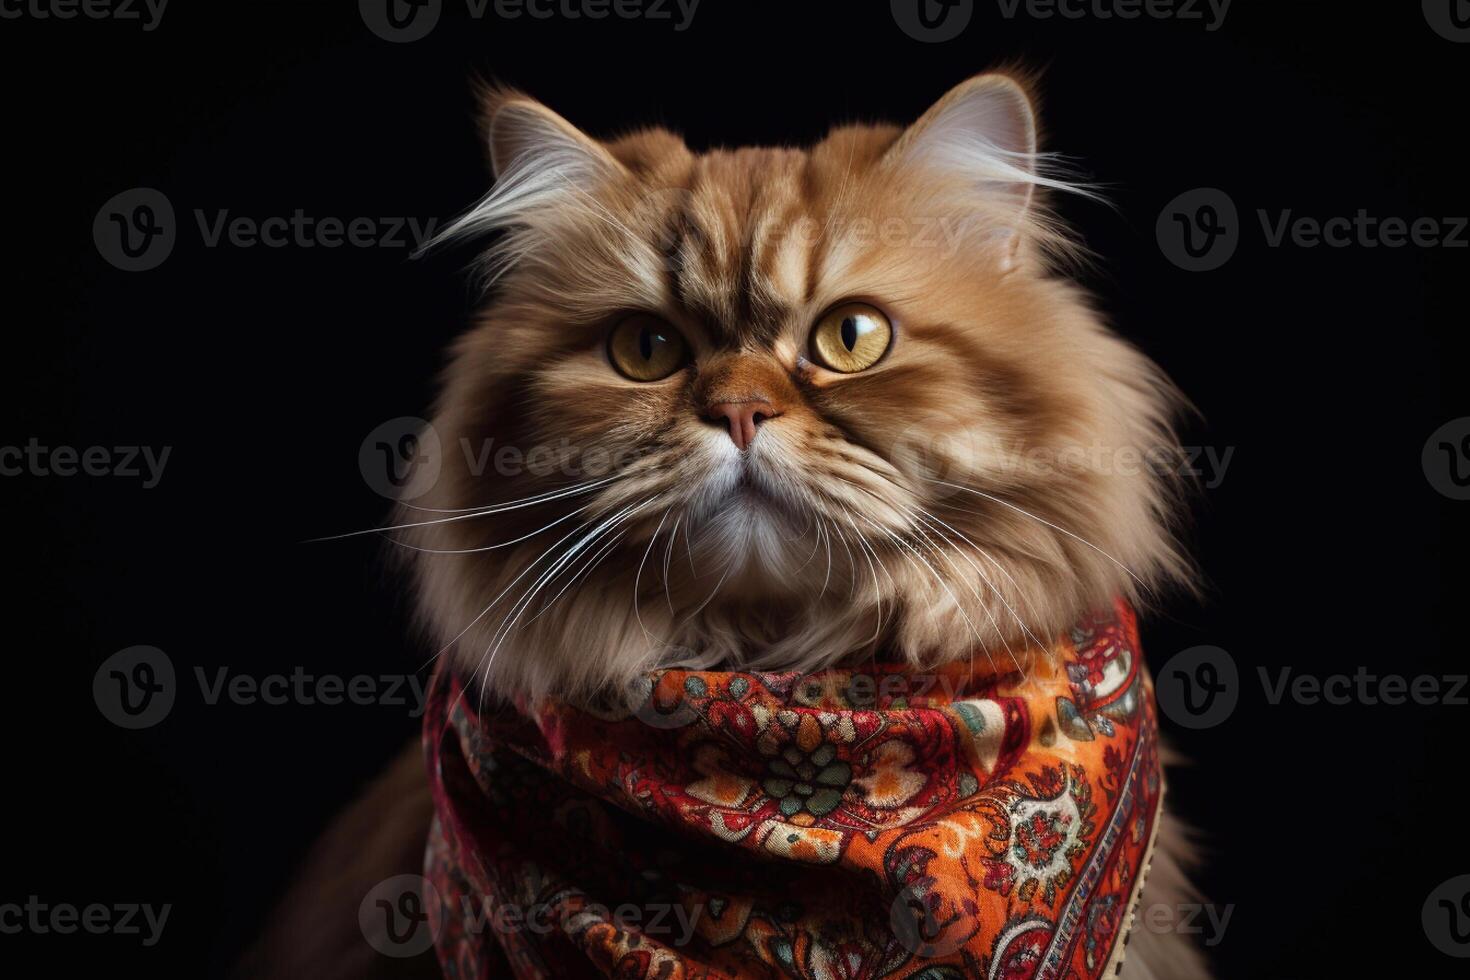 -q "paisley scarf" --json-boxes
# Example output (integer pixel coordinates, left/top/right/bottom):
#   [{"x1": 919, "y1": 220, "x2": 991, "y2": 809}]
[{"x1": 423, "y1": 599, "x2": 1162, "y2": 979}]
